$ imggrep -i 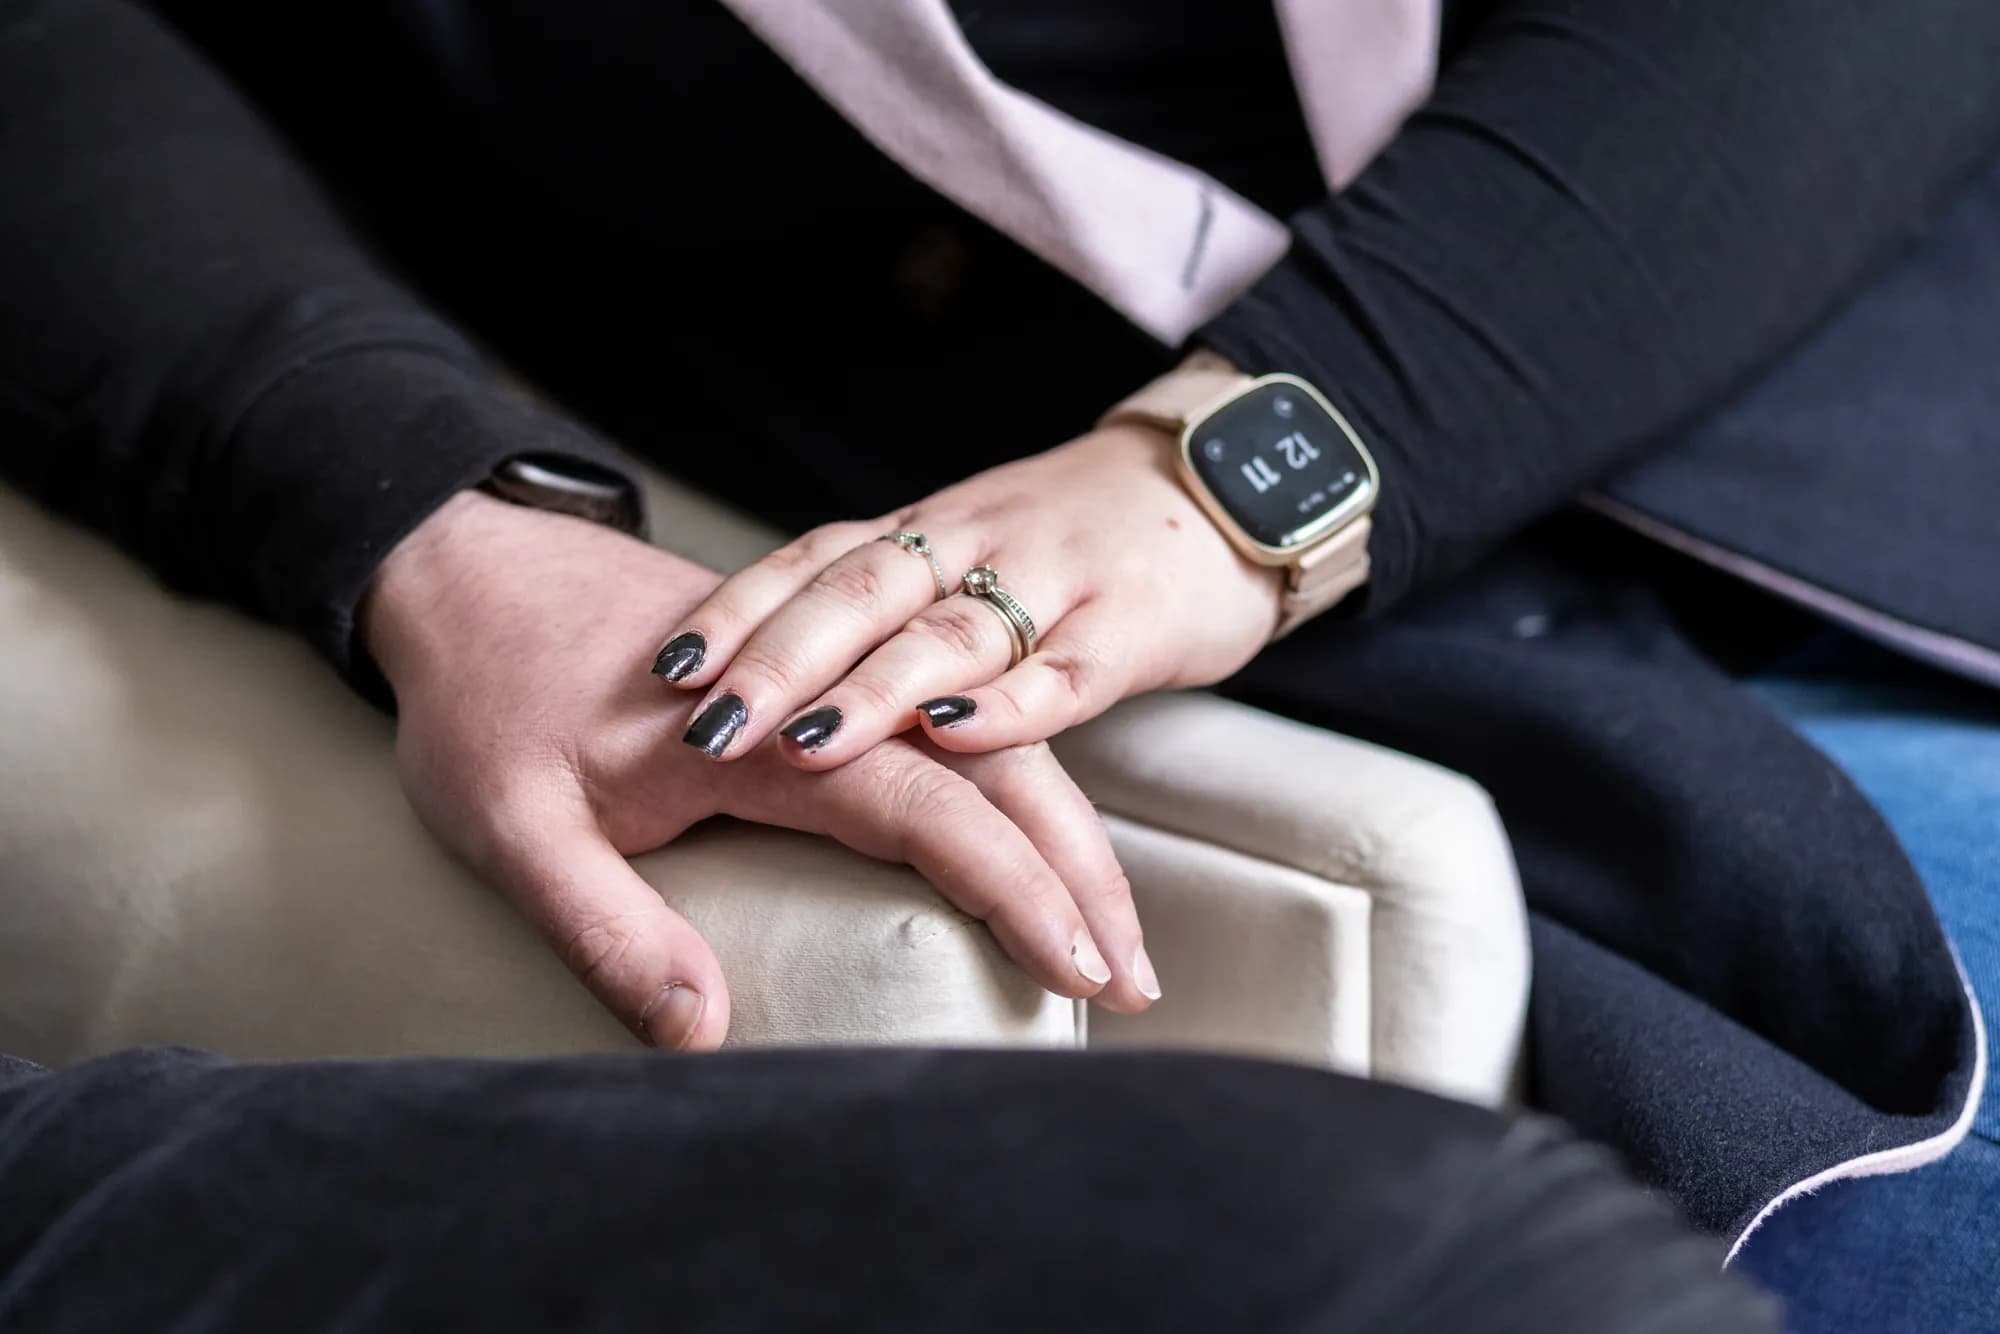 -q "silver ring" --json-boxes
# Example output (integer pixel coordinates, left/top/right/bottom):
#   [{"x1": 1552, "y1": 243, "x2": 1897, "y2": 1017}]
[
  {"x1": 877, "y1": 531, "x2": 949, "y2": 601},
  {"x1": 960, "y1": 564, "x2": 1037, "y2": 666}
]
